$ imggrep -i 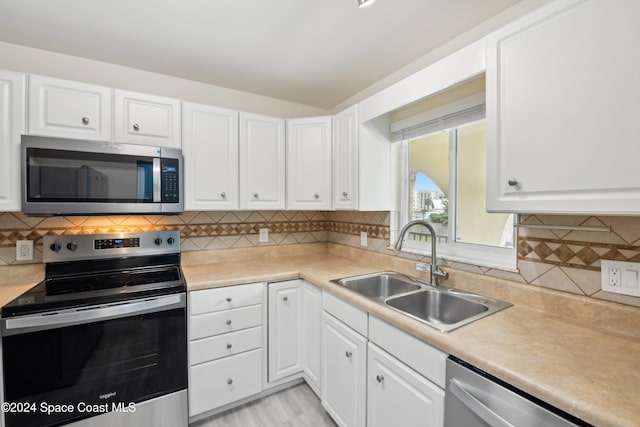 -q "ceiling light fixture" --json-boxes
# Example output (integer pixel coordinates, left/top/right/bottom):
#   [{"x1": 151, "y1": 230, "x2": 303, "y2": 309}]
[{"x1": 358, "y1": 0, "x2": 377, "y2": 8}]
